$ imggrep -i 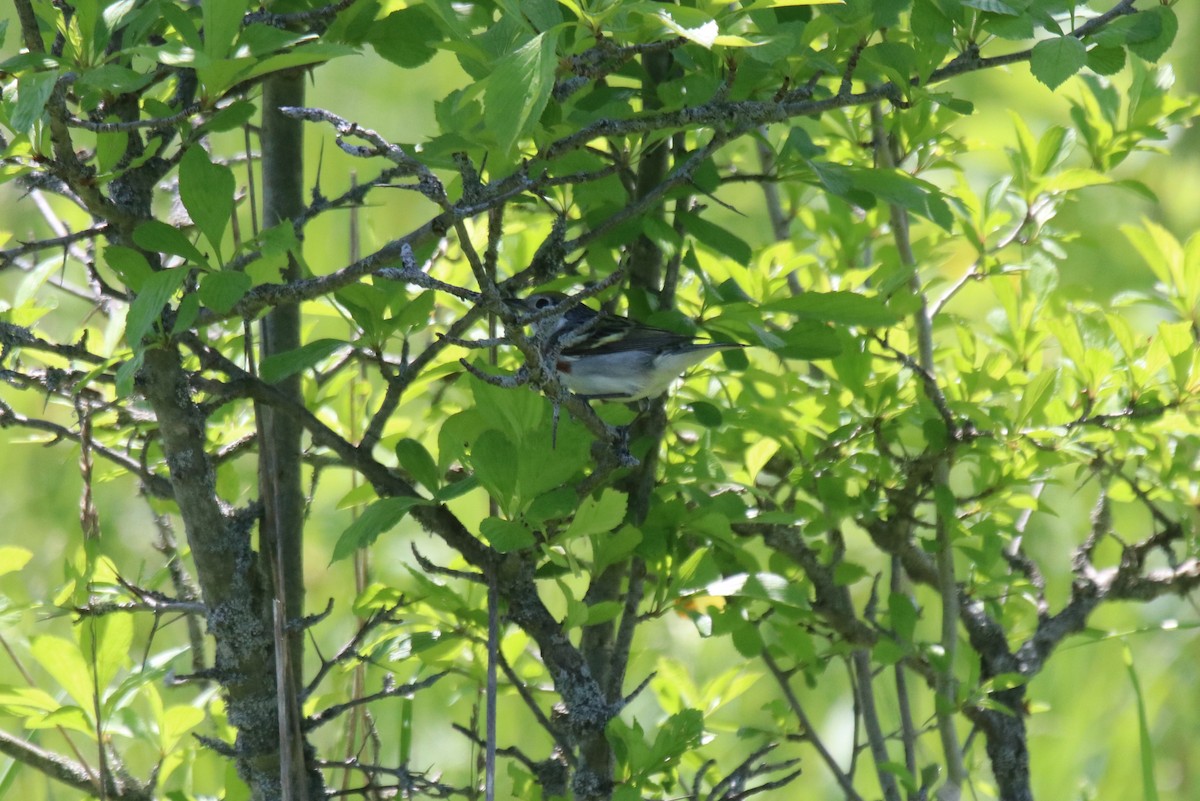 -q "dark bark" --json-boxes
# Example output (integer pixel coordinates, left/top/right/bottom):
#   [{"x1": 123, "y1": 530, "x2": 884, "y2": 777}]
[{"x1": 139, "y1": 346, "x2": 281, "y2": 797}]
